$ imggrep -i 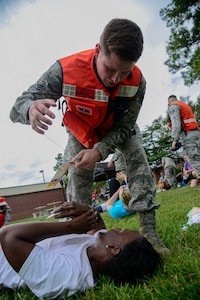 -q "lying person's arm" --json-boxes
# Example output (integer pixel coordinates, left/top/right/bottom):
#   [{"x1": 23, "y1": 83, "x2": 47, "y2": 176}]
[
  {"x1": 52, "y1": 201, "x2": 106, "y2": 235},
  {"x1": 0, "y1": 202, "x2": 100, "y2": 274},
  {"x1": 106, "y1": 188, "x2": 120, "y2": 210}
]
